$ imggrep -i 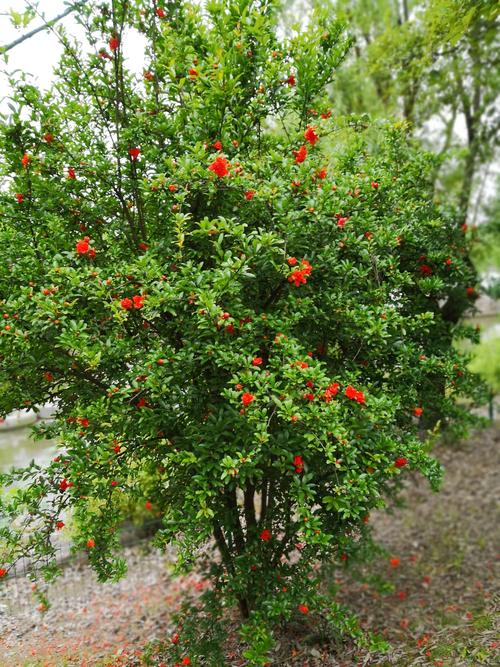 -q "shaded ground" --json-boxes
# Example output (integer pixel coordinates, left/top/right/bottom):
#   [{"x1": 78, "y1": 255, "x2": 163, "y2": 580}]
[
  {"x1": 322, "y1": 424, "x2": 500, "y2": 666},
  {"x1": 1, "y1": 426, "x2": 499, "y2": 666}
]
